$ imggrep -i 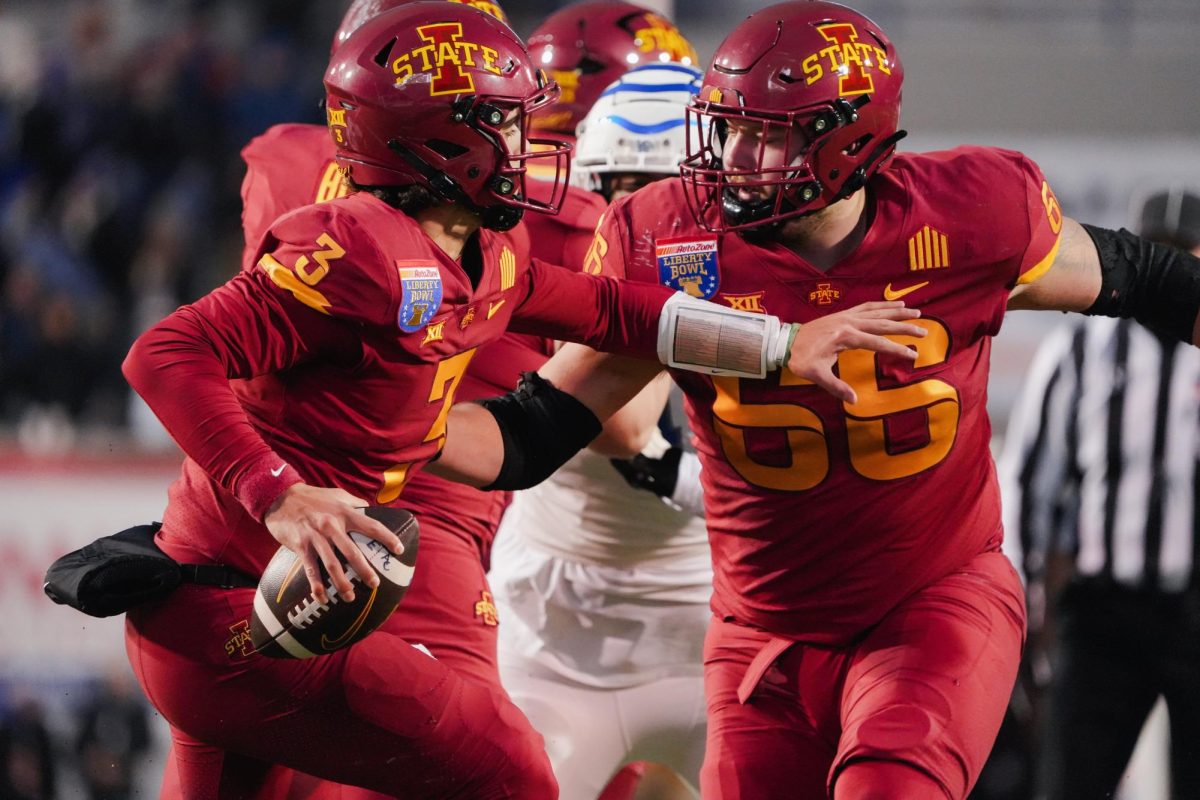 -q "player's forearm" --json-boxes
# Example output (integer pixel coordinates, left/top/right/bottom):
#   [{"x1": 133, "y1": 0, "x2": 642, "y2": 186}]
[
  {"x1": 513, "y1": 261, "x2": 810, "y2": 379},
  {"x1": 435, "y1": 347, "x2": 660, "y2": 489},
  {"x1": 611, "y1": 443, "x2": 706, "y2": 517},
  {"x1": 508, "y1": 259, "x2": 671, "y2": 359},
  {"x1": 1084, "y1": 223, "x2": 1200, "y2": 345},
  {"x1": 435, "y1": 371, "x2": 602, "y2": 490},
  {"x1": 427, "y1": 403, "x2": 506, "y2": 487},
  {"x1": 123, "y1": 309, "x2": 302, "y2": 520},
  {"x1": 587, "y1": 372, "x2": 671, "y2": 458}
]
